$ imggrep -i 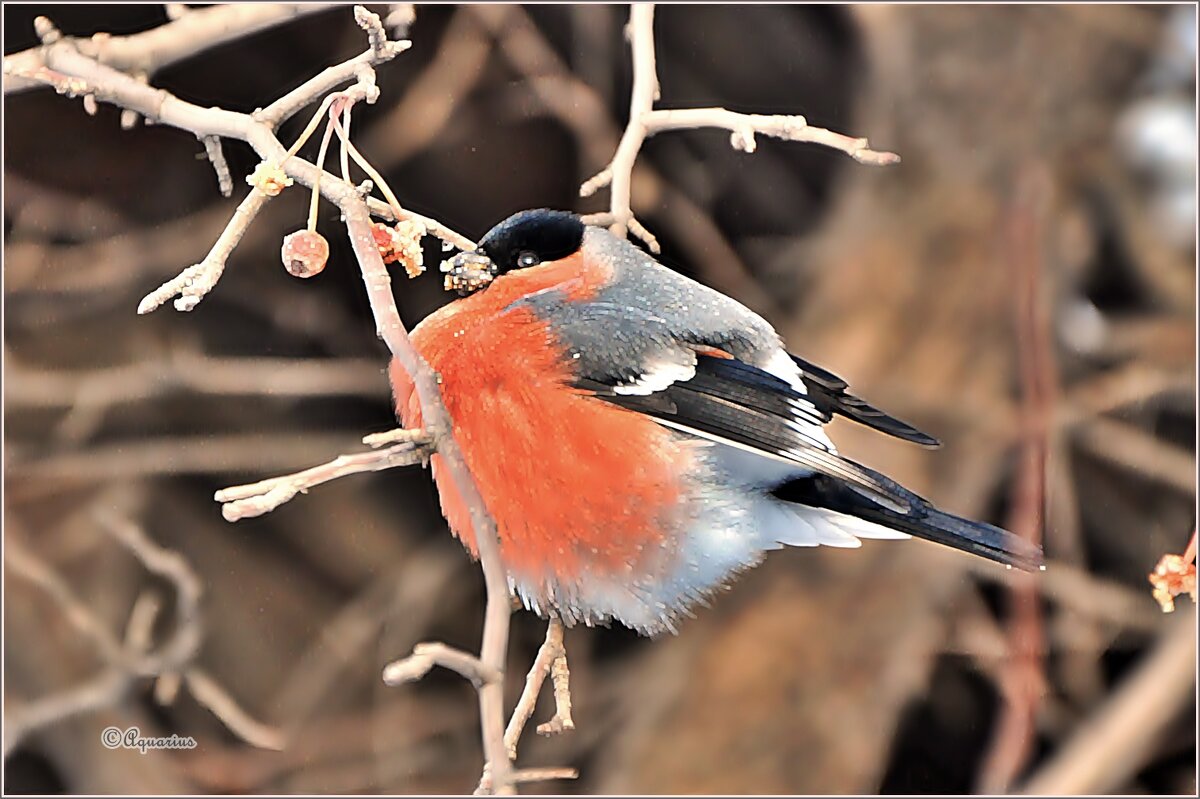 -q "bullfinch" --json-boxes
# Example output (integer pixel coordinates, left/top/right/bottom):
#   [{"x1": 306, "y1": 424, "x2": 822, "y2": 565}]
[{"x1": 390, "y1": 209, "x2": 1044, "y2": 635}]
